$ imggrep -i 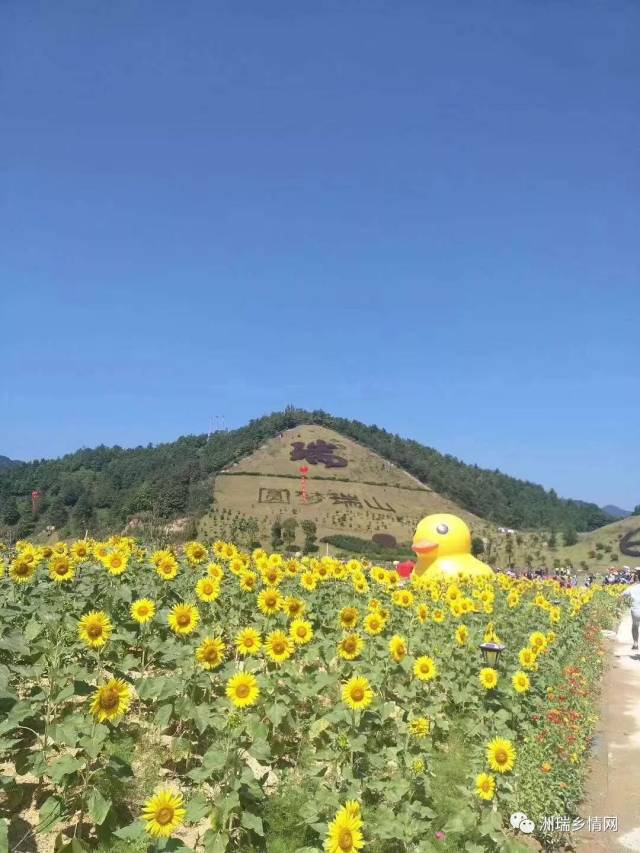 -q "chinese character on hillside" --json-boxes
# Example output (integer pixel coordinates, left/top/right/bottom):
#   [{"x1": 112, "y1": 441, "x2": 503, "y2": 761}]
[
  {"x1": 290, "y1": 440, "x2": 348, "y2": 468},
  {"x1": 258, "y1": 488, "x2": 290, "y2": 505},
  {"x1": 328, "y1": 492, "x2": 362, "y2": 508}
]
